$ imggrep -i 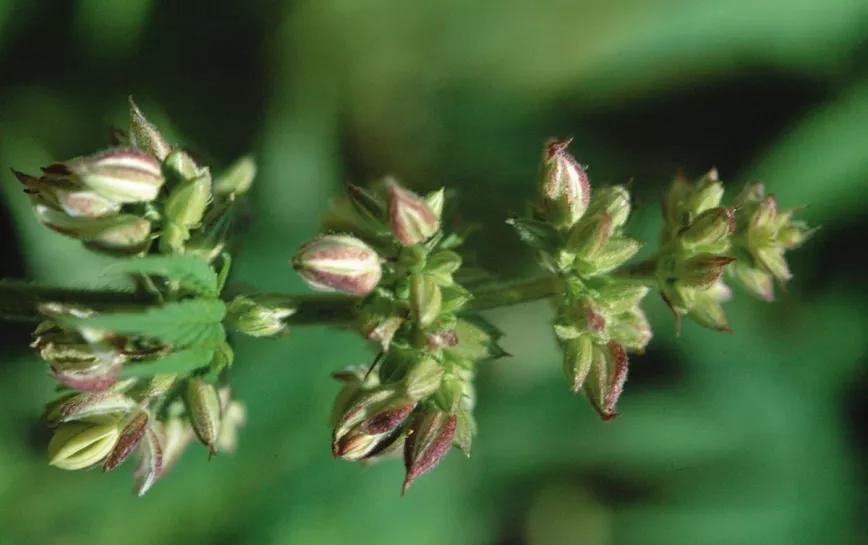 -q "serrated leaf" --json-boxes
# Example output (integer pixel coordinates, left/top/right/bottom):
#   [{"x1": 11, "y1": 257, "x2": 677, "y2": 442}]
[
  {"x1": 66, "y1": 299, "x2": 226, "y2": 349},
  {"x1": 506, "y1": 217, "x2": 561, "y2": 253},
  {"x1": 121, "y1": 347, "x2": 216, "y2": 378},
  {"x1": 108, "y1": 255, "x2": 219, "y2": 297}
]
